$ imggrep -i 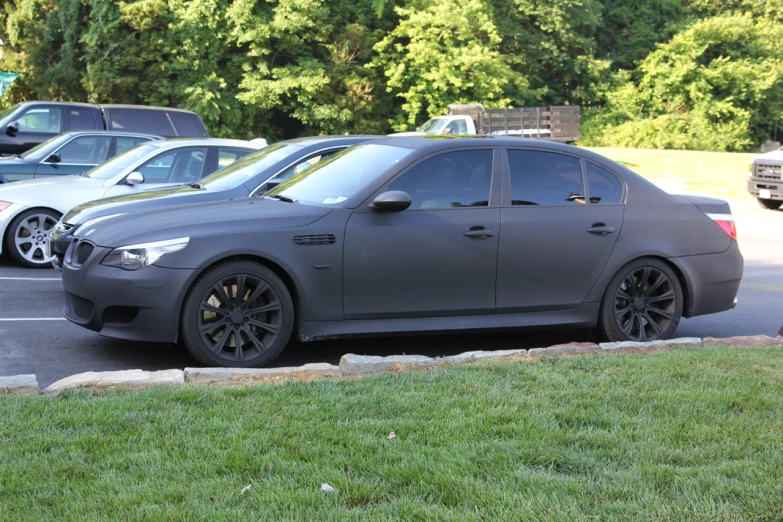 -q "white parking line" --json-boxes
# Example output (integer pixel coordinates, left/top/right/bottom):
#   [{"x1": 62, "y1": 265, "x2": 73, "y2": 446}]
[
  {"x1": 0, "y1": 317, "x2": 68, "y2": 322},
  {"x1": 0, "y1": 277, "x2": 61, "y2": 281}
]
